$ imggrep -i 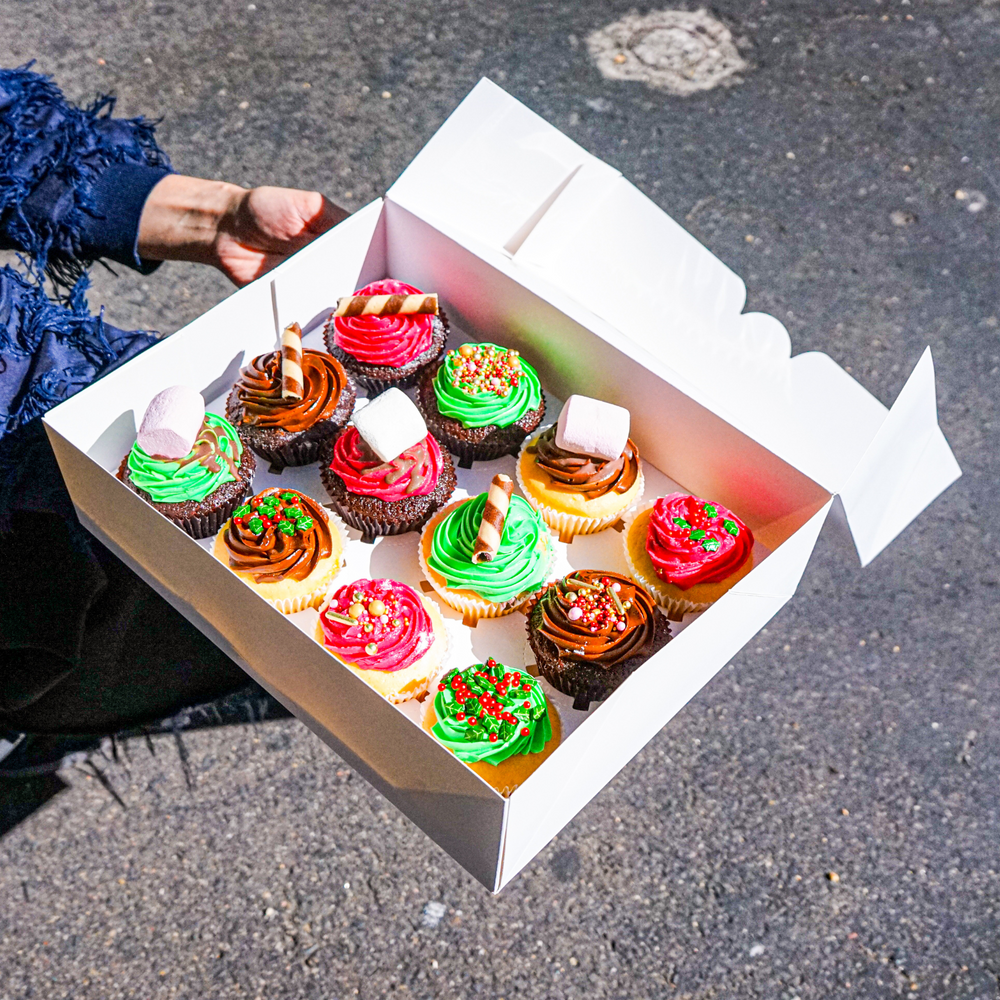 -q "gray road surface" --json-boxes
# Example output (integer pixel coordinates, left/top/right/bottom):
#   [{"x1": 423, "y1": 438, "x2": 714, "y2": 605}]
[{"x1": 1, "y1": 2, "x2": 999, "y2": 998}]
